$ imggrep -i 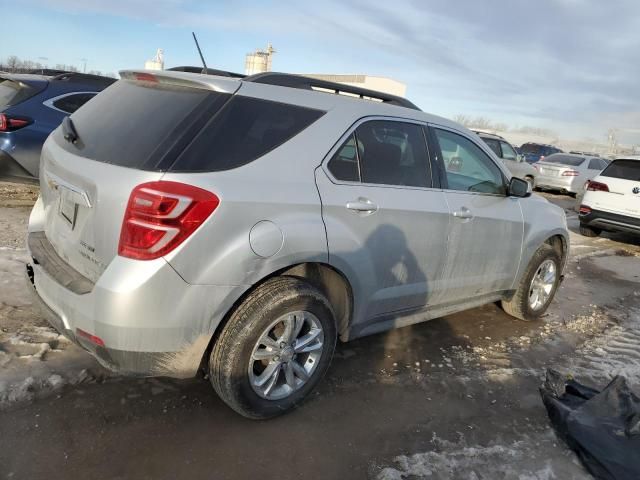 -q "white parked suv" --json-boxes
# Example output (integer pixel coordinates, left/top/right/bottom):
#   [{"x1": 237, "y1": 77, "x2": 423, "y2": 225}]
[
  {"x1": 579, "y1": 157, "x2": 640, "y2": 237},
  {"x1": 26, "y1": 70, "x2": 569, "y2": 418}
]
